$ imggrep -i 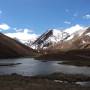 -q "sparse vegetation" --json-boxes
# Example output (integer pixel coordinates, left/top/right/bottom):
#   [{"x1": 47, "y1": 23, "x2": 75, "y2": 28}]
[
  {"x1": 0, "y1": 73, "x2": 90, "y2": 90},
  {"x1": 35, "y1": 49, "x2": 90, "y2": 61},
  {"x1": 61, "y1": 60, "x2": 90, "y2": 66}
]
